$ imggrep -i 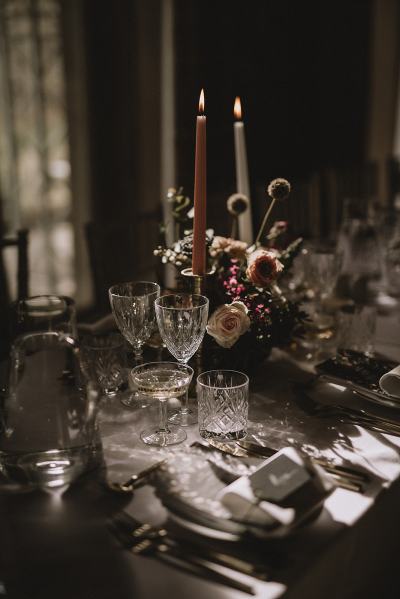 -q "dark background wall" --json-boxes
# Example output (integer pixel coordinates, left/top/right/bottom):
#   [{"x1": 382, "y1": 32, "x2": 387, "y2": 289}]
[
  {"x1": 174, "y1": 0, "x2": 372, "y2": 210},
  {"x1": 80, "y1": 0, "x2": 372, "y2": 226}
]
